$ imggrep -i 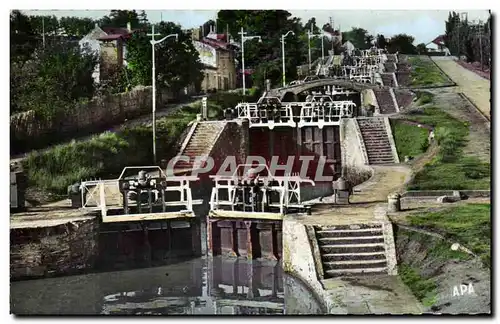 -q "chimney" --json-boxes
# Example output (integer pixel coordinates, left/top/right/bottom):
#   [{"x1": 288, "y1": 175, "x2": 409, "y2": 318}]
[{"x1": 127, "y1": 22, "x2": 132, "y2": 32}]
